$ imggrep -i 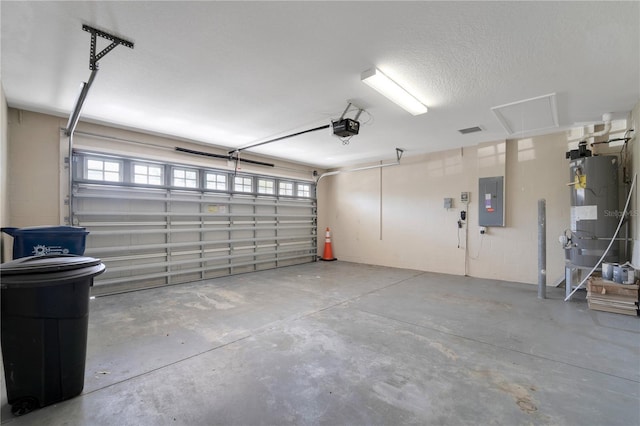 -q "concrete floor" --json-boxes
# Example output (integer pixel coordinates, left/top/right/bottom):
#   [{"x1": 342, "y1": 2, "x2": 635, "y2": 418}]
[{"x1": 1, "y1": 261, "x2": 639, "y2": 425}]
